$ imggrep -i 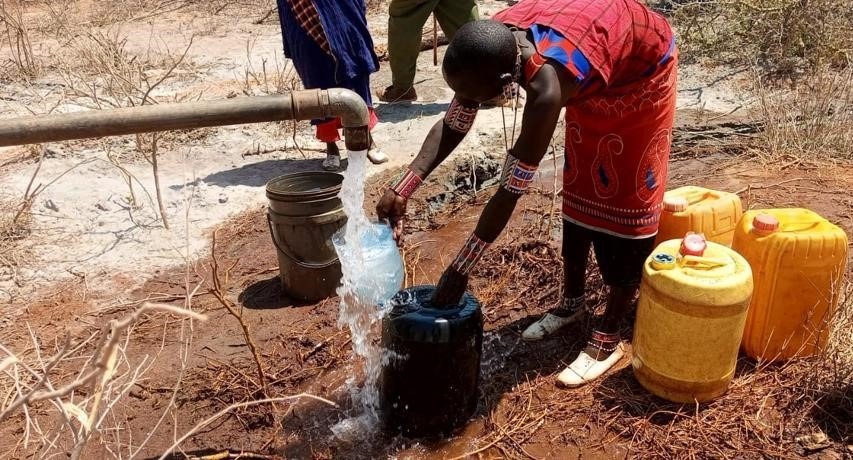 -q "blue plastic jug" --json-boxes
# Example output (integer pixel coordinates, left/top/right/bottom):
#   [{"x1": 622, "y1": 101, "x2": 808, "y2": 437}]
[{"x1": 332, "y1": 222, "x2": 404, "y2": 305}]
